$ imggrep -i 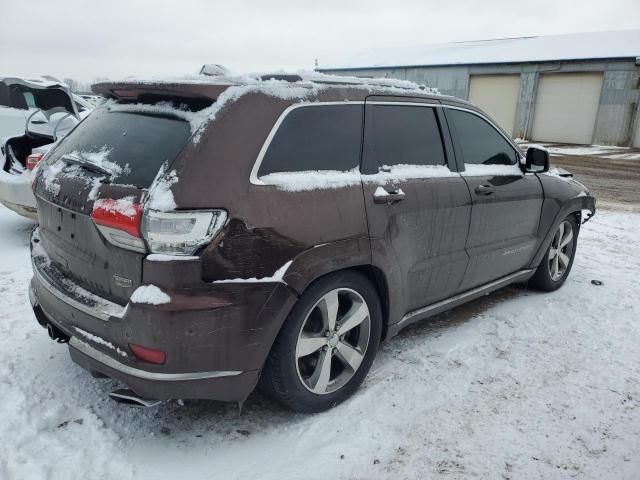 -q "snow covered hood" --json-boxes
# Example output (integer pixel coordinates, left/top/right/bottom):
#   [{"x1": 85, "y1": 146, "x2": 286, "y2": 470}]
[{"x1": 322, "y1": 29, "x2": 640, "y2": 70}]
